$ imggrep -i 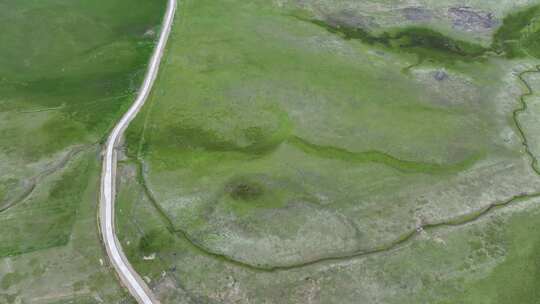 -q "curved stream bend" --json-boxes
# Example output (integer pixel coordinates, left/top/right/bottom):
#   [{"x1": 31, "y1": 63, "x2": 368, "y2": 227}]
[{"x1": 99, "y1": 0, "x2": 176, "y2": 303}]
